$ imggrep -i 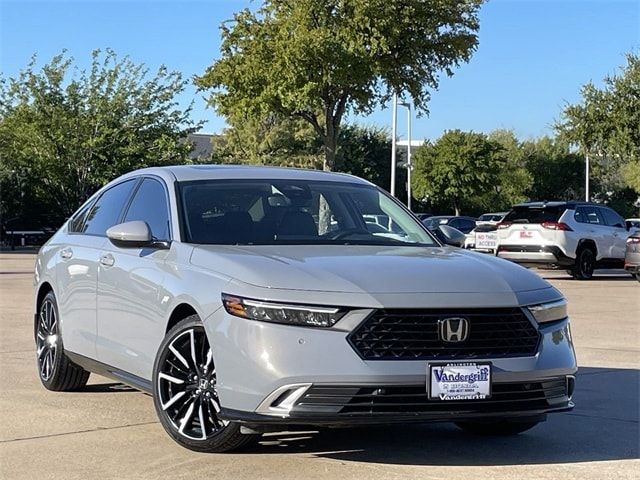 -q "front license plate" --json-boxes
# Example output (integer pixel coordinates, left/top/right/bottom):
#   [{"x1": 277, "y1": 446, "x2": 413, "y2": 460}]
[{"x1": 429, "y1": 362, "x2": 491, "y2": 400}]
